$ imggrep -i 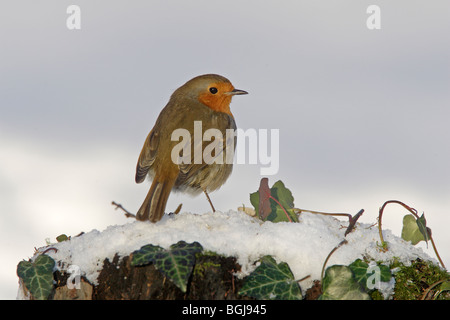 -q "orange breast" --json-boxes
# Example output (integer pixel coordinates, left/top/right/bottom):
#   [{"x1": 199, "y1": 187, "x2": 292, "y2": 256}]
[{"x1": 198, "y1": 82, "x2": 234, "y2": 117}]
